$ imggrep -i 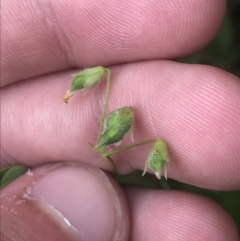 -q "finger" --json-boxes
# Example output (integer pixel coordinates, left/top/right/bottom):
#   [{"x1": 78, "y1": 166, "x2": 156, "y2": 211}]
[
  {"x1": 1, "y1": 61, "x2": 240, "y2": 189},
  {"x1": 2, "y1": 0, "x2": 226, "y2": 86},
  {"x1": 125, "y1": 188, "x2": 239, "y2": 241},
  {"x1": 0, "y1": 163, "x2": 129, "y2": 241}
]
